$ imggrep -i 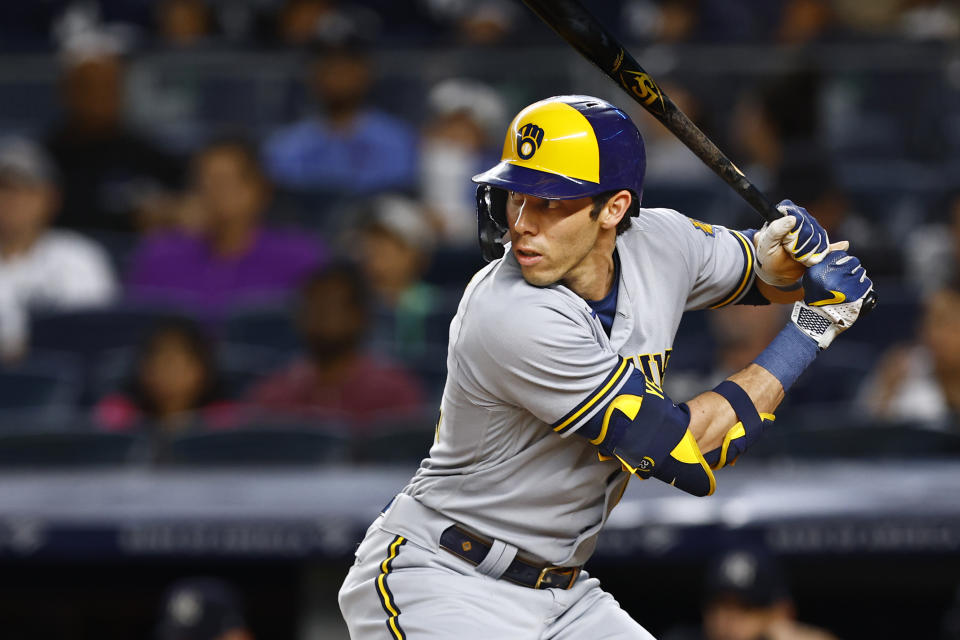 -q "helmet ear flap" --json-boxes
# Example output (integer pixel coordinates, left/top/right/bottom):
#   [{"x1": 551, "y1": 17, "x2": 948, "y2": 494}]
[{"x1": 476, "y1": 185, "x2": 508, "y2": 262}]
